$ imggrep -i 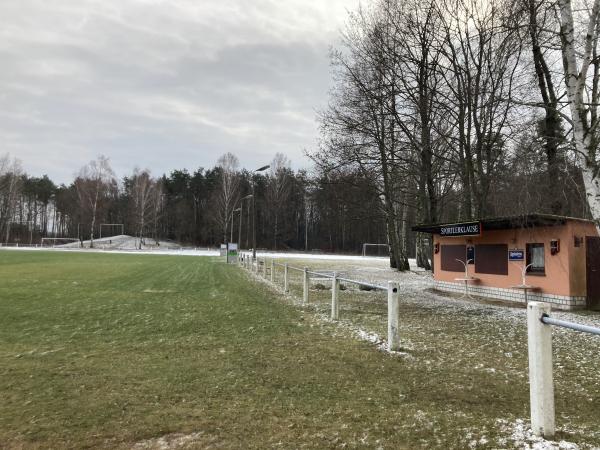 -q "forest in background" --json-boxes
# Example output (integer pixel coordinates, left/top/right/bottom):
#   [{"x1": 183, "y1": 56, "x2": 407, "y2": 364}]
[
  {"x1": 2, "y1": 0, "x2": 600, "y2": 270},
  {"x1": 0, "y1": 152, "x2": 390, "y2": 255}
]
